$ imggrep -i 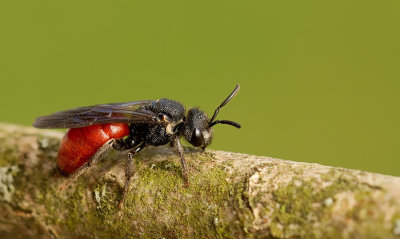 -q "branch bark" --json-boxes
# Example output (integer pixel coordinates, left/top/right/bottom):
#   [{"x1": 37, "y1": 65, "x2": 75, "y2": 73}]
[{"x1": 0, "y1": 123, "x2": 400, "y2": 239}]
